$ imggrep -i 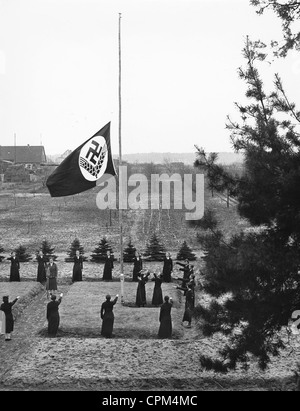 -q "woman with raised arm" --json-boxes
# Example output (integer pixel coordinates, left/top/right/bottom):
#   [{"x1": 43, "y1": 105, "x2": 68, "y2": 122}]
[
  {"x1": 177, "y1": 282, "x2": 195, "y2": 328},
  {"x1": 176, "y1": 259, "x2": 192, "y2": 280},
  {"x1": 151, "y1": 273, "x2": 164, "y2": 307},
  {"x1": 100, "y1": 294, "x2": 119, "y2": 338},
  {"x1": 0, "y1": 295, "x2": 20, "y2": 341},
  {"x1": 136, "y1": 271, "x2": 151, "y2": 307},
  {"x1": 47, "y1": 293, "x2": 63, "y2": 337}
]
